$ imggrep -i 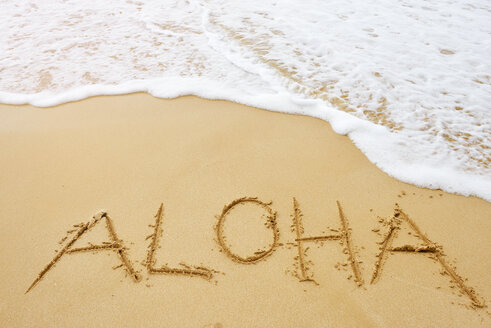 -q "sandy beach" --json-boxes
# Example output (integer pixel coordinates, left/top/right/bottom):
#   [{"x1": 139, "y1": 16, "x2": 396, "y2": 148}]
[{"x1": 0, "y1": 94, "x2": 490, "y2": 327}]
